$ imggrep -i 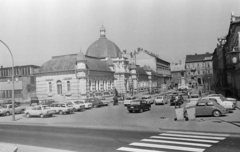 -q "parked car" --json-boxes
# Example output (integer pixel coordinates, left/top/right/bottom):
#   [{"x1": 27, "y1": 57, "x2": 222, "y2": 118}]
[
  {"x1": 39, "y1": 99, "x2": 55, "y2": 106},
  {"x1": 123, "y1": 96, "x2": 137, "y2": 106},
  {"x1": 24, "y1": 105, "x2": 56, "y2": 118},
  {"x1": 99, "y1": 98, "x2": 111, "y2": 106},
  {"x1": 49, "y1": 103, "x2": 71, "y2": 114},
  {"x1": 59, "y1": 102, "x2": 75, "y2": 113},
  {"x1": 154, "y1": 96, "x2": 167, "y2": 105},
  {"x1": 142, "y1": 95, "x2": 154, "y2": 104},
  {"x1": 66, "y1": 100, "x2": 85, "y2": 111},
  {"x1": 78, "y1": 99, "x2": 93, "y2": 109},
  {"x1": 201, "y1": 96, "x2": 235, "y2": 110},
  {"x1": 2, "y1": 100, "x2": 21, "y2": 106},
  {"x1": 0, "y1": 104, "x2": 25, "y2": 116},
  {"x1": 184, "y1": 99, "x2": 226, "y2": 118},
  {"x1": 127, "y1": 99, "x2": 151, "y2": 113},
  {"x1": 85, "y1": 98, "x2": 104, "y2": 108},
  {"x1": 207, "y1": 94, "x2": 238, "y2": 107}
]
